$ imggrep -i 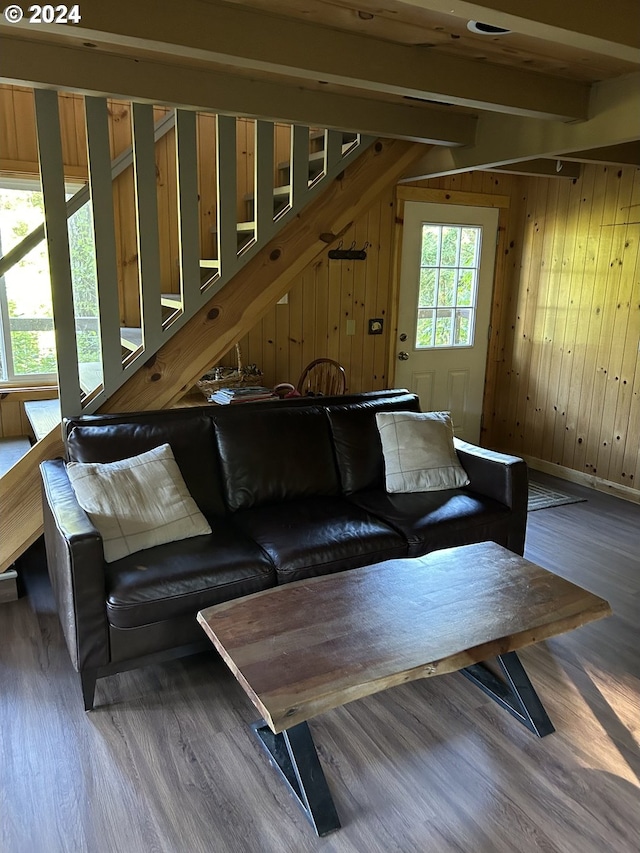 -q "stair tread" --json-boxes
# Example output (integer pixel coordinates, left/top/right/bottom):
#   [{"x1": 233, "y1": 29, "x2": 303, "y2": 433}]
[
  {"x1": 243, "y1": 185, "x2": 291, "y2": 202},
  {"x1": 120, "y1": 327, "x2": 143, "y2": 350},
  {"x1": 0, "y1": 435, "x2": 32, "y2": 475},
  {"x1": 161, "y1": 293, "x2": 182, "y2": 307},
  {"x1": 209, "y1": 222, "x2": 256, "y2": 234},
  {"x1": 277, "y1": 143, "x2": 354, "y2": 171},
  {"x1": 23, "y1": 399, "x2": 61, "y2": 441}
]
